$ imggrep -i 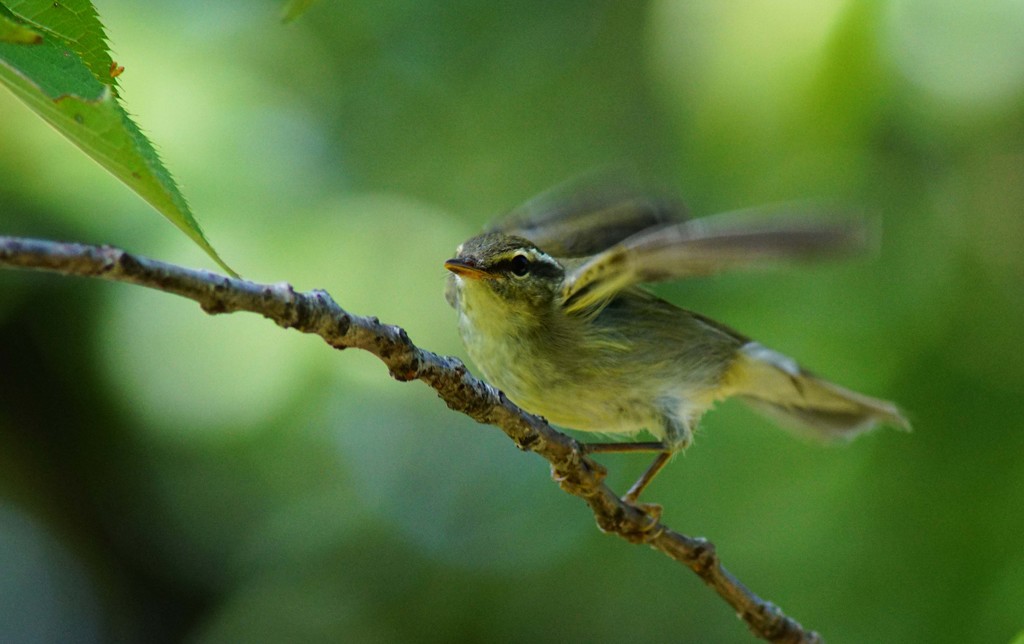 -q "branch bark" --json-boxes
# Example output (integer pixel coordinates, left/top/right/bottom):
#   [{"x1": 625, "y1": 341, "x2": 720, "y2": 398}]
[{"x1": 0, "y1": 236, "x2": 821, "y2": 643}]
